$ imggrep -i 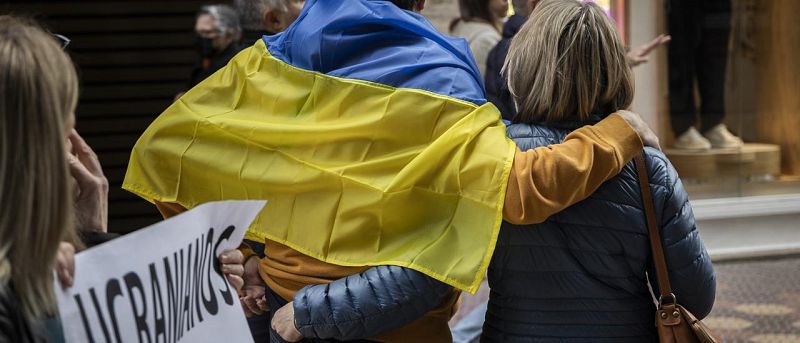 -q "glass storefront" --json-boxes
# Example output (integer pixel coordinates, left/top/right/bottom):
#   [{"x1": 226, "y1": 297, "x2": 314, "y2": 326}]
[{"x1": 622, "y1": 0, "x2": 800, "y2": 200}]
